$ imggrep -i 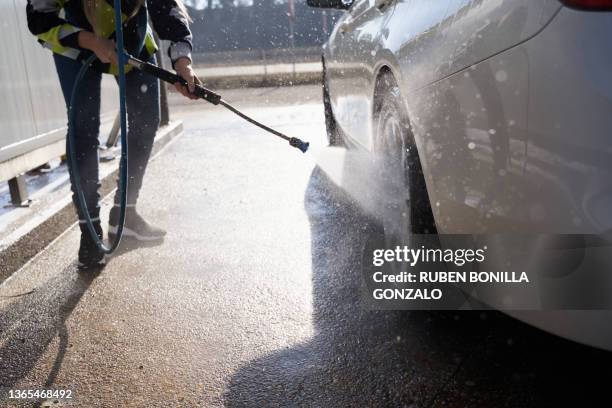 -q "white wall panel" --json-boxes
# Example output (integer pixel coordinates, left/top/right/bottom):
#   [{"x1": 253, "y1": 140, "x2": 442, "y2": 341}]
[{"x1": 1, "y1": 0, "x2": 118, "y2": 162}]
